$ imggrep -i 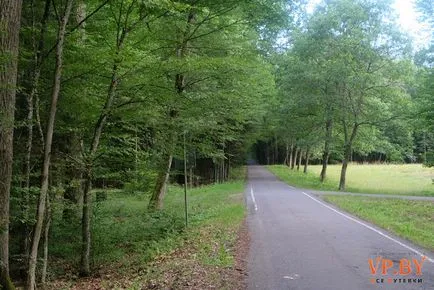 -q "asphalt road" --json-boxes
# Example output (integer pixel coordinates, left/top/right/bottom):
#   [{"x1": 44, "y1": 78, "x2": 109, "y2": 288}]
[{"x1": 246, "y1": 166, "x2": 434, "y2": 290}]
